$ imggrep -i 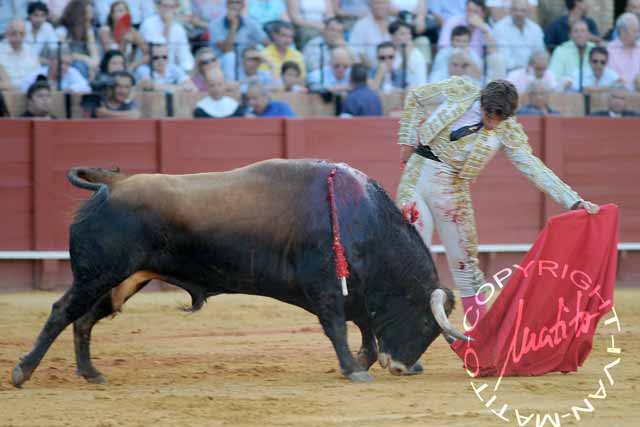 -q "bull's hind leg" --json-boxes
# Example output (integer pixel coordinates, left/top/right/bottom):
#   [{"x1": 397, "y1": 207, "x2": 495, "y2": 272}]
[
  {"x1": 74, "y1": 273, "x2": 156, "y2": 383},
  {"x1": 12, "y1": 286, "x2": 107, "y2": 388},
  {"x1": 73, "y1": 294, "x2": 113, "y2": 383},
  {"x1": 353, "y1": 319, "x2": 378, "y2": 370}
]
